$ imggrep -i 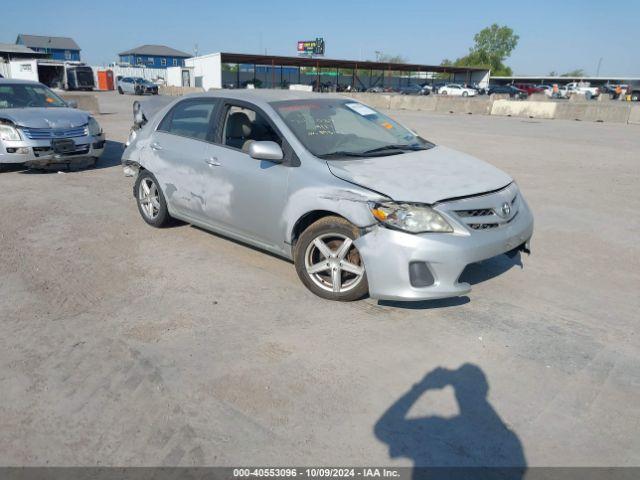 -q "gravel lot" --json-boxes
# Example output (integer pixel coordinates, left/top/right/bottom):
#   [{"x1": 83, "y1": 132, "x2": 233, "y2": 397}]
[{"x1": 1, "y1": 91, "x2": 638, "y2": 468}]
